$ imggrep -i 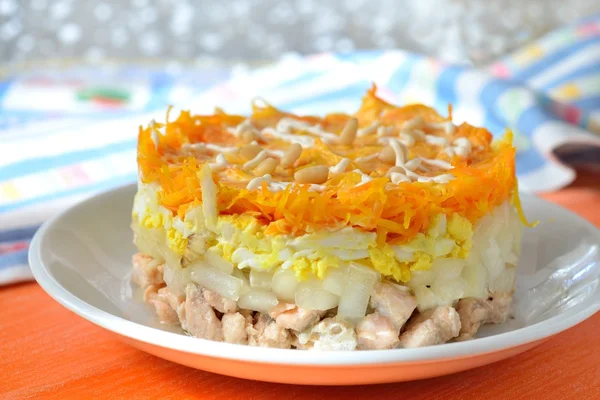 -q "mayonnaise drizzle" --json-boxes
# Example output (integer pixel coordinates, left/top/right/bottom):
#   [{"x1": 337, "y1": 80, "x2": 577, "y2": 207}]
[
  {"x1": 330, "y1": 158, "x2": 350, "y2": 175},
  {"x1": 243, "y1": 150, "x2": 268, "y2": 170},
  {"x1": 426, "y1": 121, "x2": 456, "y2": 134},
  {"x1": 229, "y1": 119, "x2": 254, "y2": 137},
  {"x1": 417, "y1": 173, "x2": 455, "y2": 184},
  {"x1": 421, "y1": 158, "x2": 453, "y2": 170},
  {"x1": 246, "y1": 174, "x2": 272, "y2": 190},
  {"x1": 353, "y1": 169, "x2": 373, "y2": 187},
  {"x1": 261, "y1": 127, "x2": 315, "y2": 147},
  {"x1": 308, "y1": 184, "x2": 326, "y2": 192},
  {"x1": 399, "y1": 132, "x2": 416, "y2": 146},
  {"x1": 390, "y1": 172, "x2": 410, "y2": 184},
  {"x1": 208, "y1": 154, "x2": 228, "y2": 171},
  {"x1": 452, "y1": 137, "x2": 472, "y2": 157},
  {"x1": 443, "y1": 147, "x2": 456, "y2": 157},
  {"x1": 354, "y1": 153, "x2": 379, "y2": 163},
  {"x1": 404, "y1": 158, "x2": 422, "y2": 170},
  {"x1": 424, "y1": 135, "x2": 449, "y2": 146},
  {"x1": 266, "y1": 149, "x2": 286, "y2": 158},
  {"x1": 267, "y1": 181, "x2": 292, "y2": 192},
  {"x1": 376, "y1": 125, "x2": 395, "y2": 137},
  {"x1": 357, "y1": 121, "x2": 380, "y2": 137},
  {"x1": 388, "y1": 138, "x2": 408, "y2": 166},
  {"x1": 157, "y1": 104, "x2": 466, "y2": 193},
  {"x1": 246, "y1": 176, "x2": 324, "y2": 193},
  {"x1": 182, "y1": 142, "x2": 240, "y2": 154},
  {"x1": 402, "y1": 116, "x2": 424, "y2": 131},
  {"x1": 276, "y1": 118, "x2": 339, "y2": 142},
  {"x1": 442, "y1": 137, "x2": 472, "y2": 158},
  {"x1": 149, "y1": 119, "x2": 162, "y2": 149}
]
